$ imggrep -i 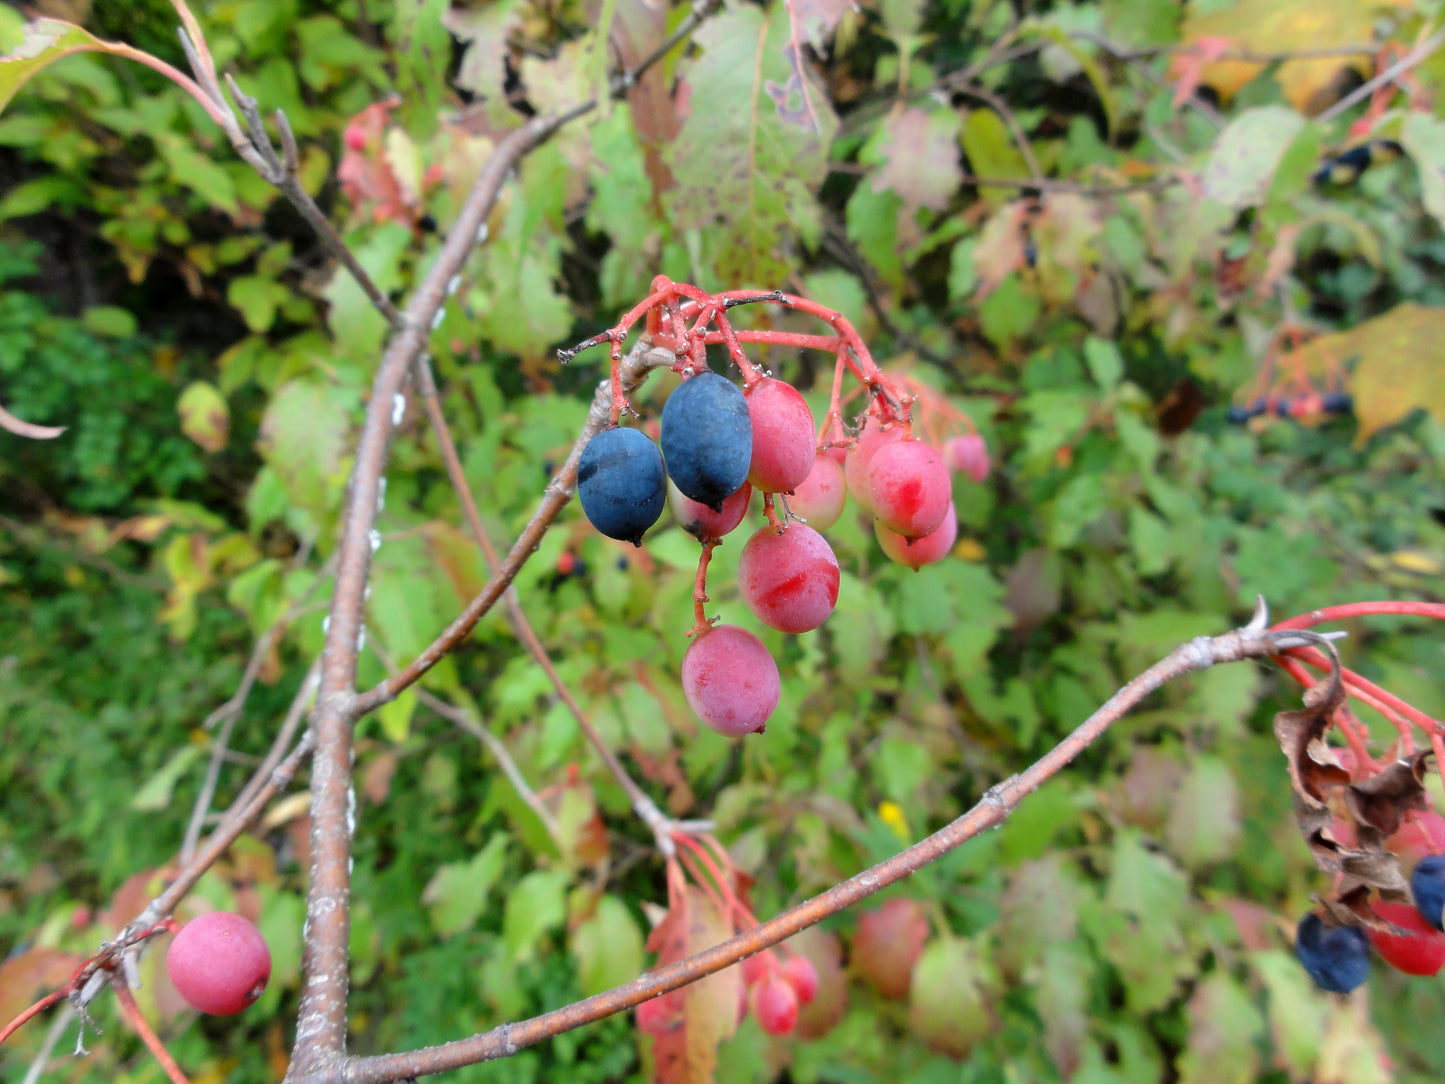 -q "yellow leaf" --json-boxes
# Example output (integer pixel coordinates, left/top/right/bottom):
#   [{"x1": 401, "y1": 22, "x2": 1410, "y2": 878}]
[
  {"x1": 1181, "y1": 0, "x2": 1407, "y2": 113},
  {"x1": 1288, "y1": 303, "x2": 1445, "y2": 442}
]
